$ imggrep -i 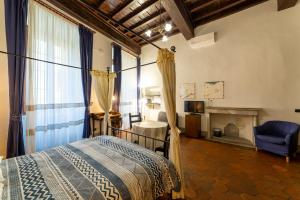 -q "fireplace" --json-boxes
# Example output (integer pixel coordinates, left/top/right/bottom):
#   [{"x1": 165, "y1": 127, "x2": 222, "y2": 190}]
[
  {"x1": 224, "y1": 123, "x2": 239, "y2": 137},
  {"x1": 206, "y1": 107, "x2": 261, "y2": 148}
]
